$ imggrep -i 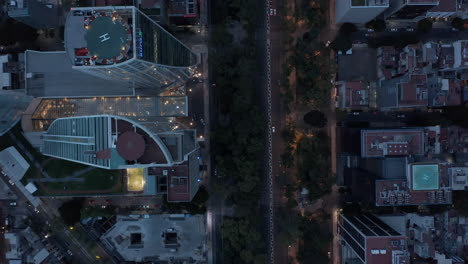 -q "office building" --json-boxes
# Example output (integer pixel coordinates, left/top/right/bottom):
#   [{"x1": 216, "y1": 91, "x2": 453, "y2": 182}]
[
  {"x1": 336, "y1": 0, "x2": 389, "y2": 24},
  {"x1": 338, "y1": 213, "x2": 410, "y2": 264},
  {"x1": 64, "y1": 6, "x2": 197, "y2": 92},
  {"x1": 0, "y1": 90, "x2": 32, "y2": 136},
  {"x1": 7, "y1": 0, "x2": 59, "y2": 29},
  {"x1": 385, "y1": 0, "x2": 439, "y2": 20}
]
